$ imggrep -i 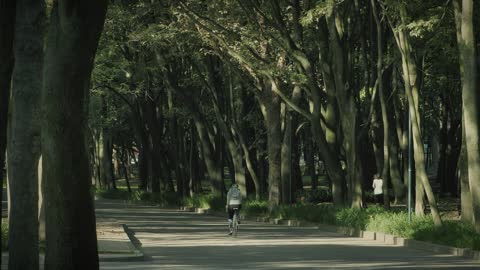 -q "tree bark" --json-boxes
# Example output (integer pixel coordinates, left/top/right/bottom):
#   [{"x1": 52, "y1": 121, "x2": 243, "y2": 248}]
[
  {"x1": 456, "y1": 0, "x2": 480, "y2": 231},
  {"x1": 42, "y1": 1, "x2": 108, "y2": 269},
  {"x1": 99, "y1": 128, "x2": 115, "y2": 190},
  {"x1": 325, "y1": 9, "x2": 361, "y2": 208},
  {"x1": 459, "y1": 116, "x2": 474, "y2": 222},
  {"x1": 0, "y1": 0, "x2": 15, "y2": 264},
  {"x1": 189, "y1": 123, "x2": 201, "y2": 195},
  {"x1": 396, "y1": 6, "x2": 442, "y2": 225},
  {"x1": 260, "y1": 86, "x2": 282, "y2": 207},
  {"x1": 281, "y1": 86, "x2": 302, "y2": 204},
  {"x1": 120, "y1": 145, "x2": 132, "y2": 192},
  {"x1": 372, "y1": 0, "x2": 390, "y2": 208},
  {"x1": 192, "y1": 111, "x2": 223, "y2": 197},
  {"x1": 205, "y1": 58, "x2": 247, "y2": 197},
  {"x1": 8, "y1": 1, "x2": 45, "y2": 269}
]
